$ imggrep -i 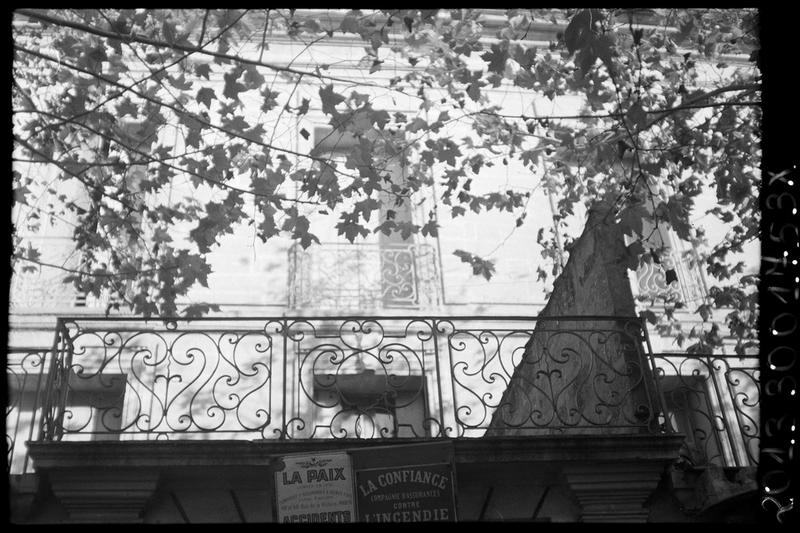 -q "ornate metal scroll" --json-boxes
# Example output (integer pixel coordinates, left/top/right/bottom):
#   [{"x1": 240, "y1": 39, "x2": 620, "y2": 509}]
[
  {"x1": 44, "y1": 319, "x2": 279, "y2": 440},
  {"x1": 283, "y1": 318, "x2": 440, "y2": 439},
  {"x1": 650, "y1": 353, "x2": 760, "y2": 466},
  {"x1": 24, "y1": 315, "x2": 759, "y2": 468},
  {"x1": 288, "y1": 242, "x2": 441, "y2": 310},
  {"x1": 6, "y1": 348, "x2": 50, "y2": 474},
  {"x1": 467, "y1": 318, "x2": 659, "y2": 437},
  {"x1": 634, "y1": 251, "x2": 707, "y2": 305}
]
